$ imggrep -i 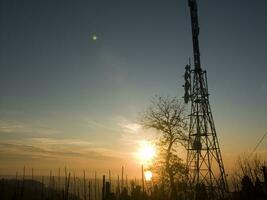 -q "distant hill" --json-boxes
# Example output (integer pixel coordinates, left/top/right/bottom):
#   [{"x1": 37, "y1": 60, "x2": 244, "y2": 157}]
[{"x1": 0, "y1": 178, "x2": 81, "y2": 200}]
